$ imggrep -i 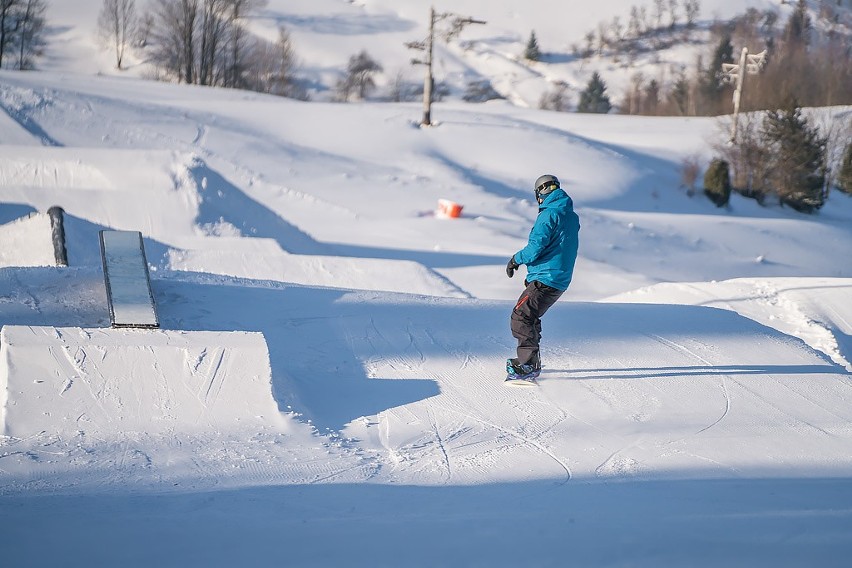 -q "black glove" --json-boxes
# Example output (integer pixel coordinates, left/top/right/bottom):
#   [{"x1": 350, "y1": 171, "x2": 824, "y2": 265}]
[{"x1": 506, "y1": 256, "x2": 520, "y2": 278}]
